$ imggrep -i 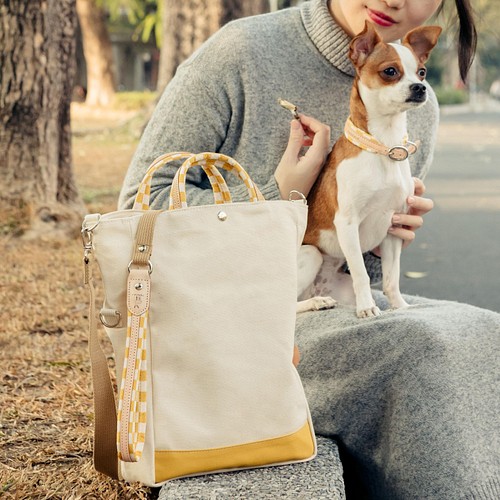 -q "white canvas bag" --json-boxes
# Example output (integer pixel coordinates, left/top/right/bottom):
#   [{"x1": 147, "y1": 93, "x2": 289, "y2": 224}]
[{"x1": 82, "y1": 152, "x2": 316, "y2": 486}]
